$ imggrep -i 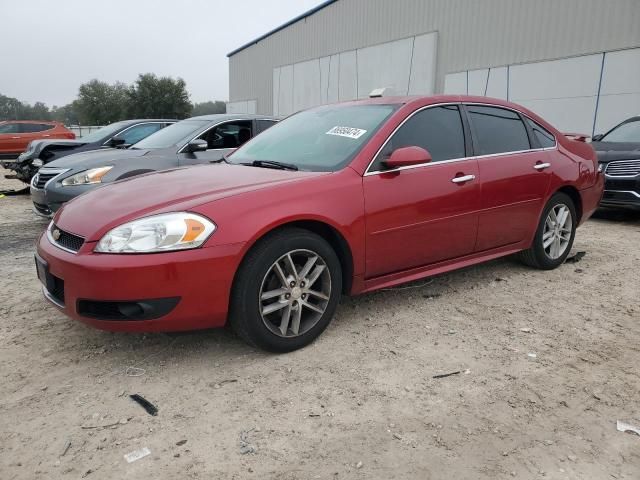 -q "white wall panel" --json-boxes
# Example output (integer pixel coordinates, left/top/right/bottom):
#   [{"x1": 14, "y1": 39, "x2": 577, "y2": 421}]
[
  {"x1": 443, "y1": 72, "x2": 467, "y2": 94},
  {"x1": 319, "y1": 56, "x2": 331, "y2": 104},
  {"x1": 595, "y1": 48, "x2": 640, "y2": 132},
  {"x1": 484, "y1": 67, "x2": 508, "y2": 100},
  {"x1": 356, "y1": 37, "x2": 413, "y2": 98},
  {"x1": 278, "y1": 64, "x2": 294, "y2": 116},
  {"x1": 408, "y1": 32, "x2": 438, "y2": 95},
  {"x1": 327, "y1": 54, "x2": 340, "y2": 103},
  {"x1": 467, "y1": 69, "x2": 490, "y2": 96},
  {"x1": 226, "y1": 100, "x2": 257, "y2": 114},
  {"x1": 293, "y1": 59, "x2": 321, "y2": 113},
  {"x1": 517, "y1": 98, "x2": 596, "y2": 134},
  {"x1": 509, "y1": 54, "x2": 602, "y2": 100},
  {"x1": 272, "y1": 68, "x2": 281, "y2": 117},
  {"x1": 338, "y1": 50, "x2": 358, "y2": 101}
]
